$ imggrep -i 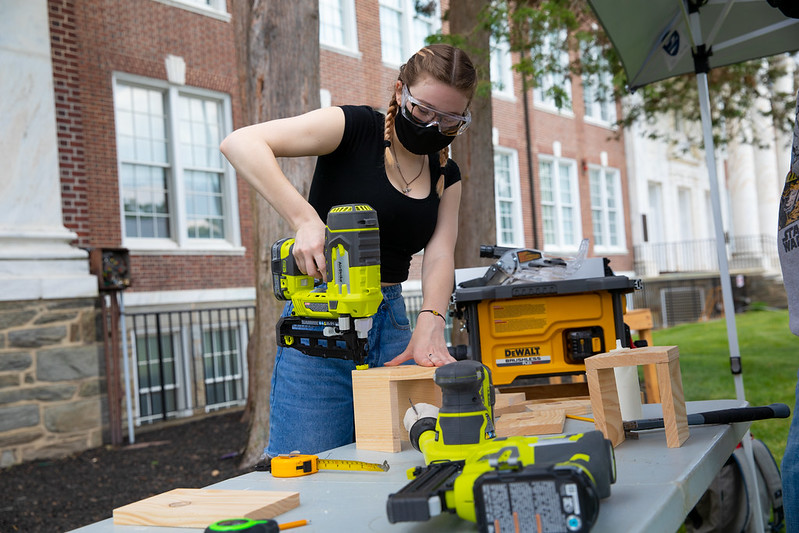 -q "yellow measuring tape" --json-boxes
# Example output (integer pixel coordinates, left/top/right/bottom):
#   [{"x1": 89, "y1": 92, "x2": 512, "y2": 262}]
[{"x1": 270, "y1": 453, "x2": 389, "y2": 478}]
